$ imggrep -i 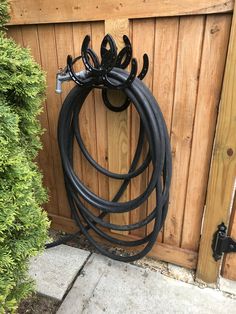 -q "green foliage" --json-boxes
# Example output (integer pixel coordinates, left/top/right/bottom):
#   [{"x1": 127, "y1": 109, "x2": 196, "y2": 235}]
[
  {"x1": 0, "y1": 5, "x2": 50, "y2": 313},
  {"x1": 0, "y1": 0, "x2": 9, "y2": 29}
]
